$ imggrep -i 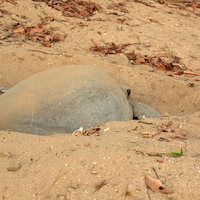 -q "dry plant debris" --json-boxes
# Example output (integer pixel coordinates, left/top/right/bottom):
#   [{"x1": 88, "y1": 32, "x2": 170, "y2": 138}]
[
  {"x1": 145, "y1": 175, "x2": 174, "y2": 194},
  {"x1": 141, "y1": 131, "x2": 157, "y2": 138},
  {"x1": 9, "y1": 22, "x2": 66, "y2": 47},
  {"x1": 126, "y1": 51, "x2": 183, "y2": 72},
  {"x1": 107, "y1": 2, "x2": 129, "y2": 13},
  {"x1": 134, "y1": 0, "x2": 156, "y2": 8},
  {"x1": 82, "y1": 126, "x2": 101, "y2": 136},
  {"x1": 156, "y1": 0, "x2": 200, "y2": 12},
  {"x1": 136, "y1": 150, "x2": 149, "y2": 156},
  {"x1": 32, "y1": 0, "x2": 103, "y2": 20},
  {"x1": 170, "y1": 135, "x2": 186, "y2": 139},
  {"x1": 6, "y1": 0, "x2": 17, "y2": 5},
  {"x1": 0, "y1": 8, "x2": 11, "y2": 15},
  {"x1": 94, "y1": 180, "x2": 107, "y2": 193},
  {"x1": 90, "y1": 41, "x2": 130, "y2": 55},
  {"x1": 148, "y1": 17, "x2": 162, "y2": 25},
  {"x1": 126, "y1": 50, "x2": 200, "y2": 76}
]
